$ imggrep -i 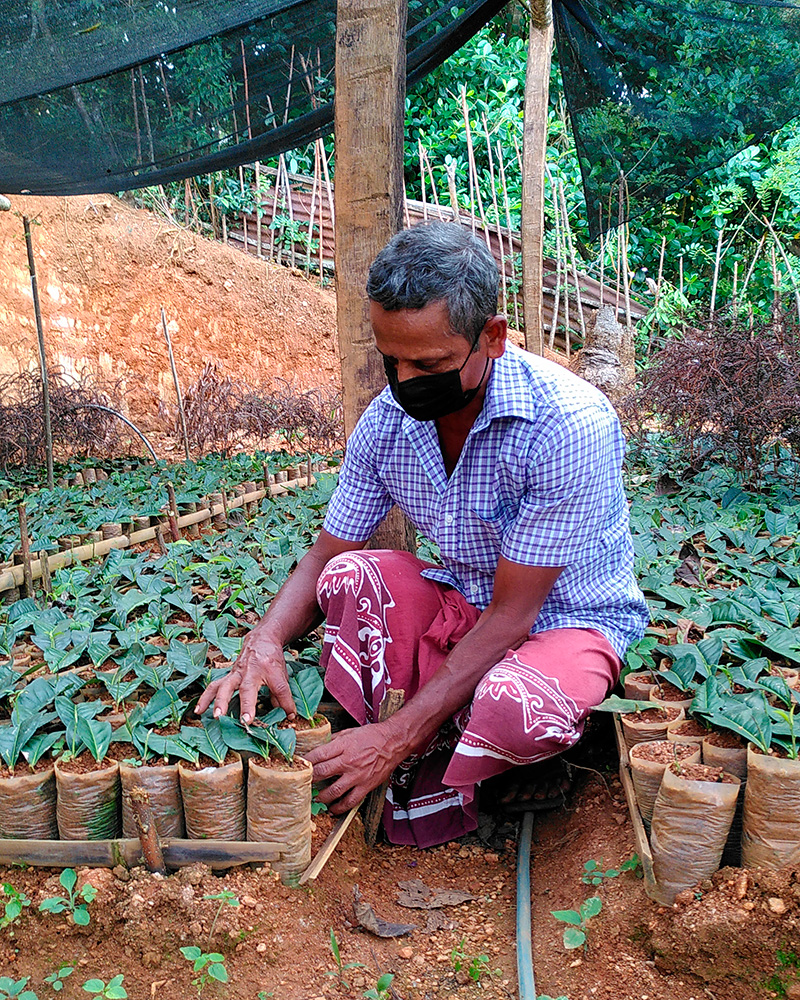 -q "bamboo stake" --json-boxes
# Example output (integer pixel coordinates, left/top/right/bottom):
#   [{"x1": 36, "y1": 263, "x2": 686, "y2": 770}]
[
  {"x1": 306, "y1": 143, "x2": 320, "y2": 277},
  {"x1": 422, "y1": 146, "x2": 446, "y2": 221},
  {"x1": 655, "y1": 234, "x2": 667, "y2": 312},
  {"x1": 741, "y1": 234, "x2": 767, "y2": 302},
  {"x1": 298, "y1": 807, "x2": 360, "y2": 884},
  {"x1": 23, "y1": 216, "x2": 54, "y2": 488},
  {"x1": 709, "y1": 226, "x2": 725, "y2": 319},
  {"x1": 559, "y1": 180, "x2": 585, "y2": 345},
  {"x1": 446, "y1": 163, "x2": 461, "y2": 224},
  {"x1": 549, "y1": 173, "x2": 562, "y2": 351},
  {"x1": 482, "y1": 114, "x2": 507, "y2": 316},
  {"x1": 363, "y1": 689, "x2": 406, "y2": 846},
  {"x1": 137, "y1": 67, "x2": 155, "y2": 165},
  {"x1": 161, "y1": 307, "x2": 191, "y2": 463},
  {"x1": 679, "y1": 256, "x2": 686, "y2": 336},
  {"x1": 17, "y1": 505, "x2": 33, "y2": 596},
  {"x1": 460, "y1": 86, "x2": 491, "y2": 248},
  {"x1": 496, "y1": 142, "x2": 521, "y2": 330},
  {"x1": 732, "y1": 260, "x2": 739, "y2": 320},
  {"x1": 38, "y1": 549, "x2": 52, "y2": 596},
  {"x1": 418, "y1": 139, "x2": 428, "y2": 222},
  {"x1": 131, "y1": 70, "x2": 142, "y2": 163}
]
